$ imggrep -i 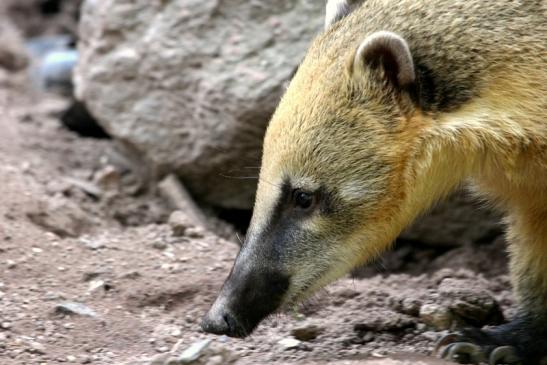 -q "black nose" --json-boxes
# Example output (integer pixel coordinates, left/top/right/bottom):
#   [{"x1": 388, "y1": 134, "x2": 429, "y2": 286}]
[{"x1": 201, "y1": 308, "x2": 246, "y2": 338}]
